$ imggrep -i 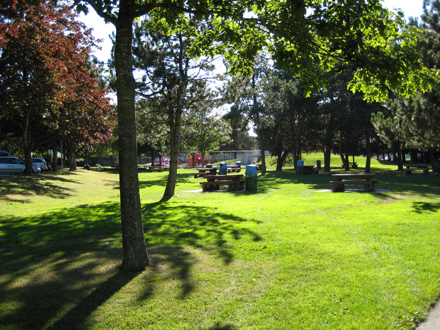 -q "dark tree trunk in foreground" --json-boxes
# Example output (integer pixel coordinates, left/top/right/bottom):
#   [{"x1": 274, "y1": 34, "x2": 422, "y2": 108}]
[
  {"x1": 392, "y1": 142, "x2": 403, "y2": 171},
  {"x1": 324, "y1": 148, "x2": 331, "y2": 172},
  {"x1": 23, "y1": 112, "x2": 33, "y2": 175},
  {"x1": 429, "y1": 147, "x2": 438, "y2": 173},
  {"x1": 52, "y1": 141, "x2": 58, "y2": 172},
  {"x1": 68, "y1": 149, "x2": 77, "y2": 171},
  {"x1": 115, "y1": 1, "x2": 149, "y2": 271}
]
